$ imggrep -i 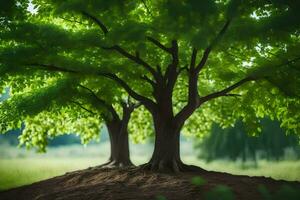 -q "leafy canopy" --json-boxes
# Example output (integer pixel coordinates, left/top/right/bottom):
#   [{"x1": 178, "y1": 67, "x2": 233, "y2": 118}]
[{"x1": 0, "y1": 0, "x2": 300, "y2": 144}]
